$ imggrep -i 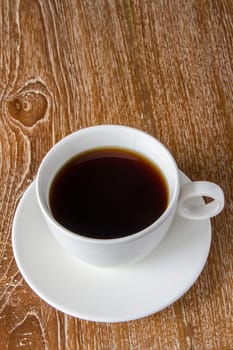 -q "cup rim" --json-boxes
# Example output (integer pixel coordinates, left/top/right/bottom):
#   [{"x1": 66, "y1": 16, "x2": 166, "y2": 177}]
[{"x1": 36, "y1": 124, "x2": 180, "y2": 244}]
